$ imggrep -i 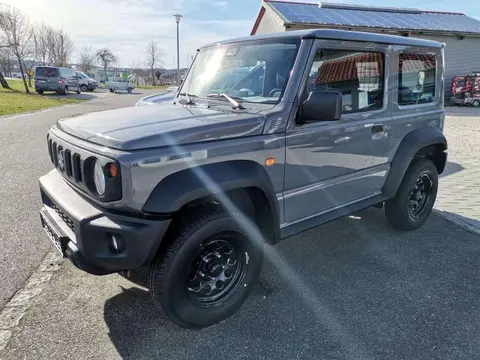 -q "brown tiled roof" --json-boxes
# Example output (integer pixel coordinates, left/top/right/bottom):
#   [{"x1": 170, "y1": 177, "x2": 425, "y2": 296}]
[
  {"x1": 314, "y1": 52, "x2": 435, "y2": 84},
  {"x1": 315, "y1": 53, "x2": 384, "y2": 84}
]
